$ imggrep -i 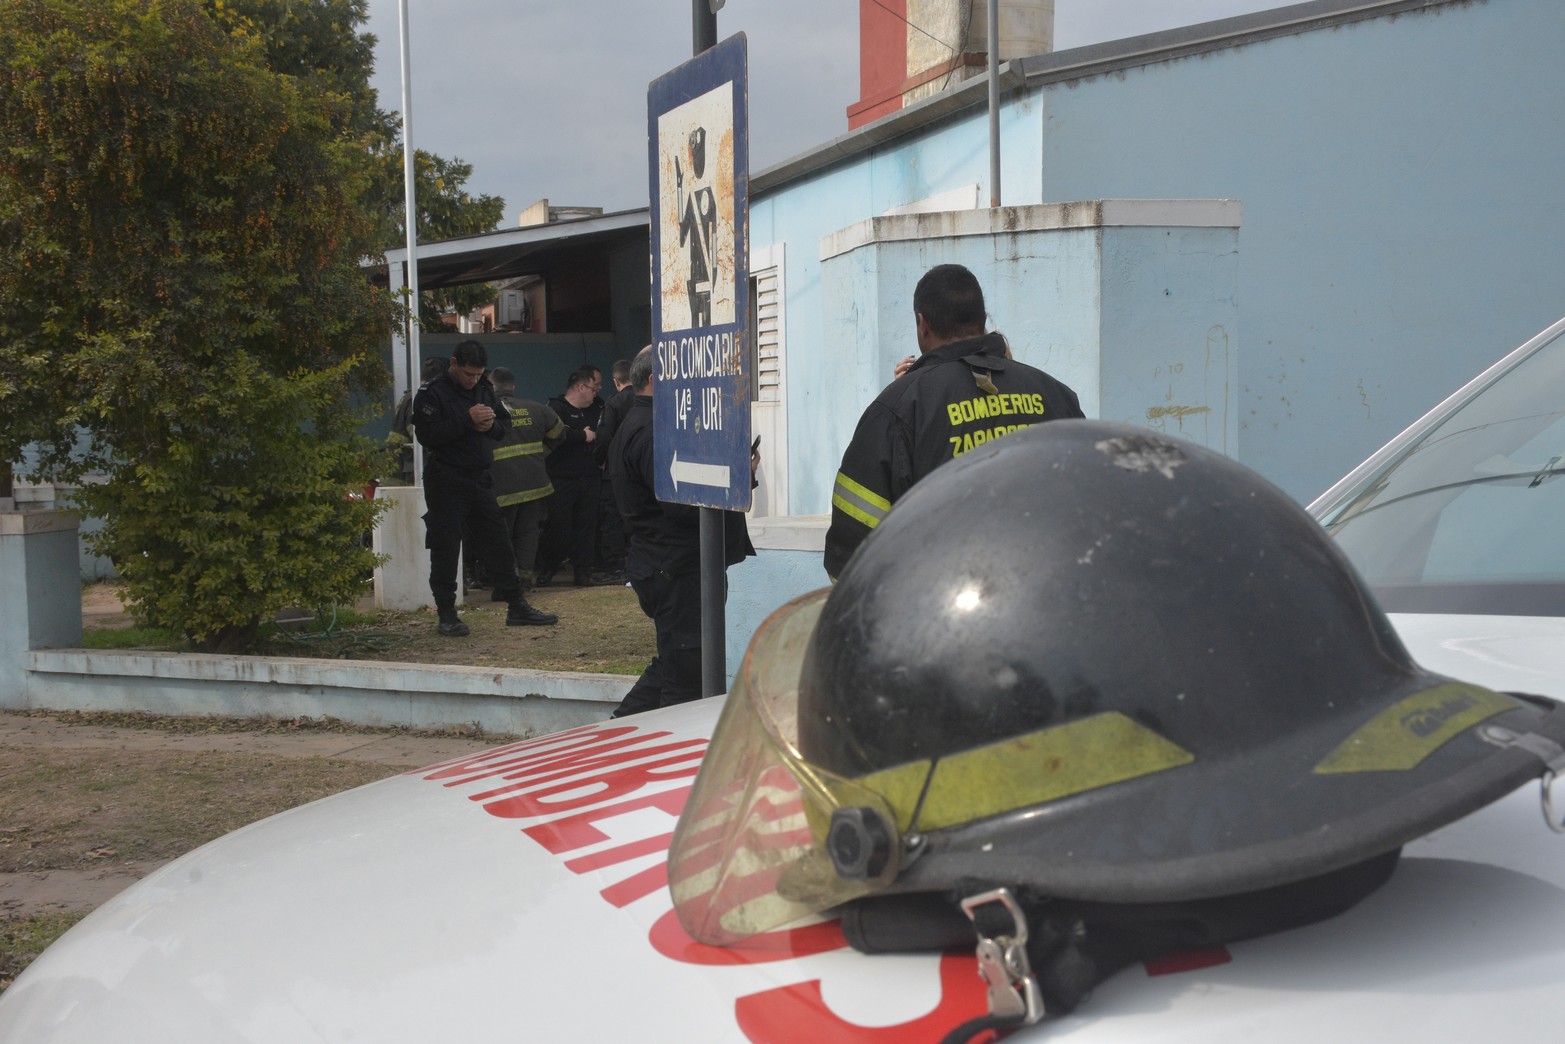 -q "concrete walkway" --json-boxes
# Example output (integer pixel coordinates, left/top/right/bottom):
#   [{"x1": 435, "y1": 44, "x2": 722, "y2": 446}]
[{"x1": 0, "y1": 711, "x2": 503, "y2": 917}]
